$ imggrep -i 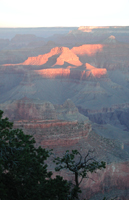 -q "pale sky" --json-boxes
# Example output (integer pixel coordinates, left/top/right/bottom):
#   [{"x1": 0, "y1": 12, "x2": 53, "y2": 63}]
[{"x1": 0, "y1": 0, "x2": 129, "y2": 27}]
